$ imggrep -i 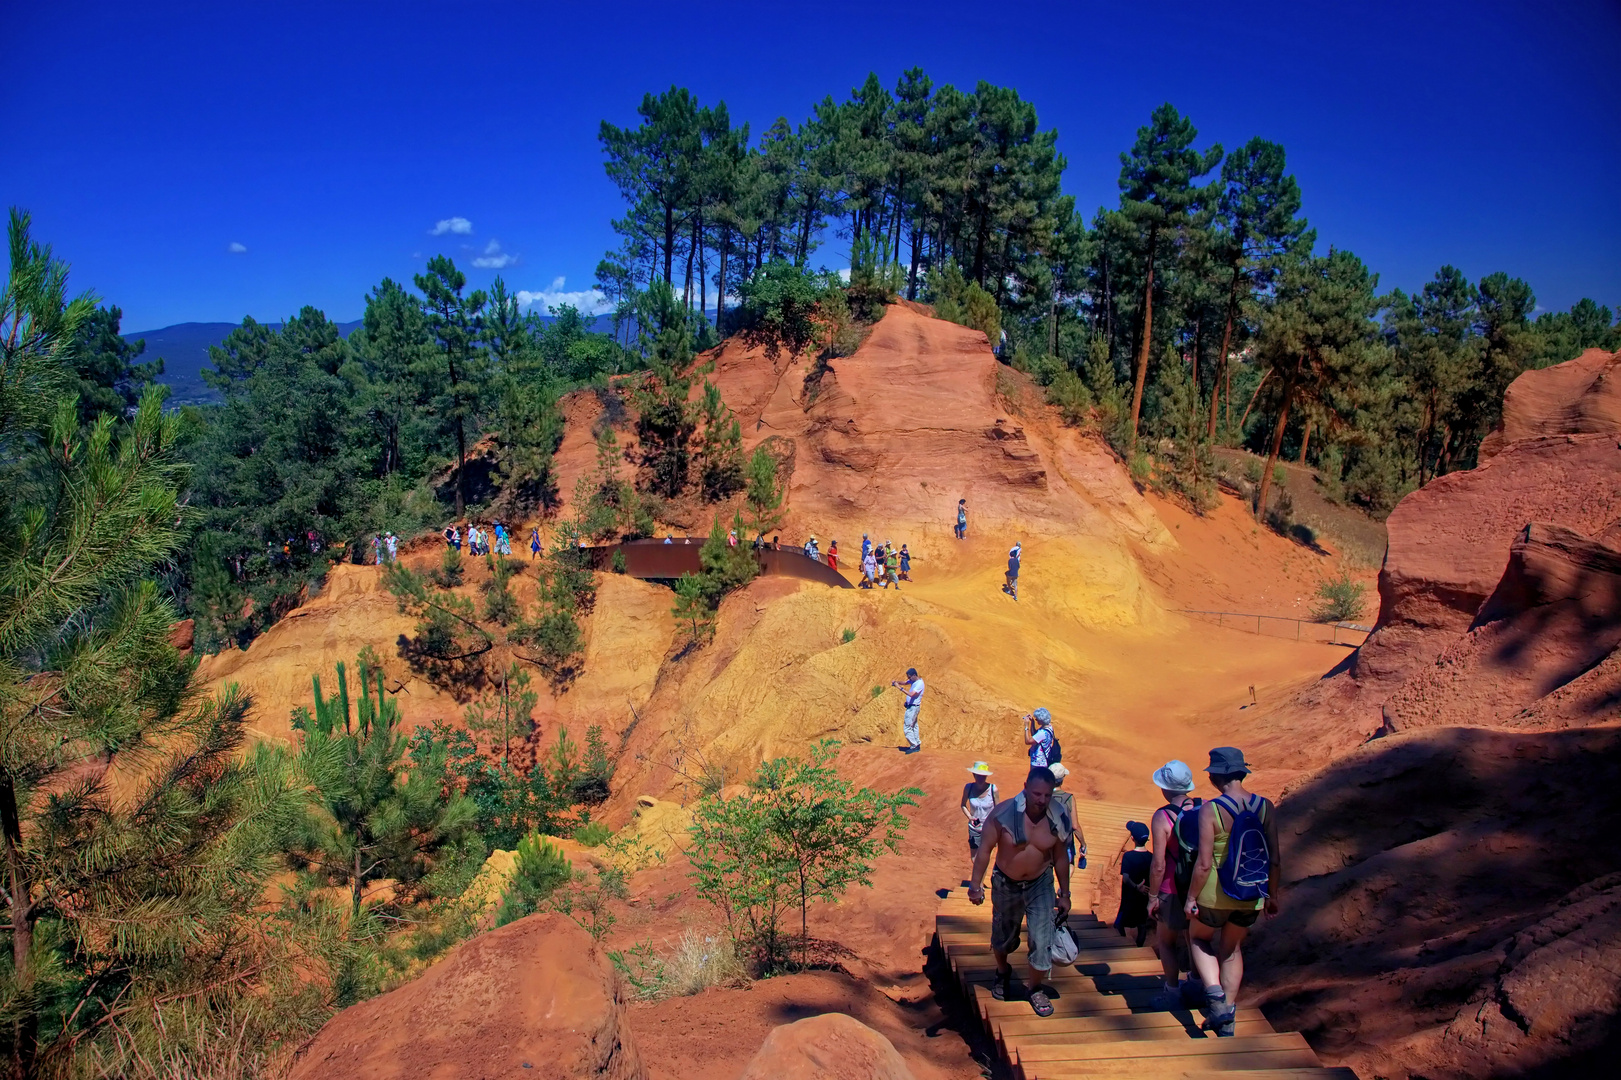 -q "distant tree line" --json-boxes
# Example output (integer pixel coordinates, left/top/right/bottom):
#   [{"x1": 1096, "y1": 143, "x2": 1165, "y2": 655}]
[{"x1": 596, "y1": 75, "x2": 1619, "y2": 519}]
